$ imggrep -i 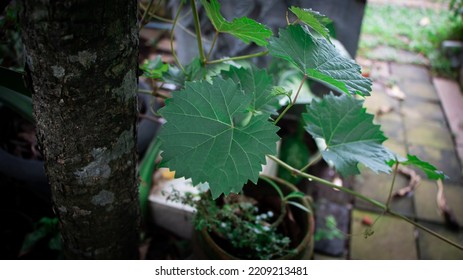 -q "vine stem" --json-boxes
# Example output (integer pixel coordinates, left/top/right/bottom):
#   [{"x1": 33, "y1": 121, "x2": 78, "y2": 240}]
[
  {"x1": 385, "y1": 161, "x2": 400, "y2": 209},
  {"x1": 138, "y1": 88, "x2": 170, "y2": 99},
  {"x1": 299, "y1": 151, "x2": 322, "y2": 173},
  {"x1": 273, "y1": 74, "x2": 308, "y2": 125},
  {"x1": 139, "y1": 2, "x2": 198, "y2": 38},
  {"x1": 206, "y1": 31, "x2": 219, "y2": 60},
  {"x1": 267, "y1": 154, "x2": 463, "y2": 251},
  {"x1": 139, "y1": 0, "x2": 155, "y2": 31},
  {"x1": 171, "y1": 1, "x2": 185, "y2": 72},
  {"x1": 259, "y1": 175, "x2": 287, "y2": 230},
  {"x1": 206, "y1": 50, "x2": 269, "y2": 65},
  {"x1": 190, "y1": 0, "x2": 206, "y2": 63}
]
